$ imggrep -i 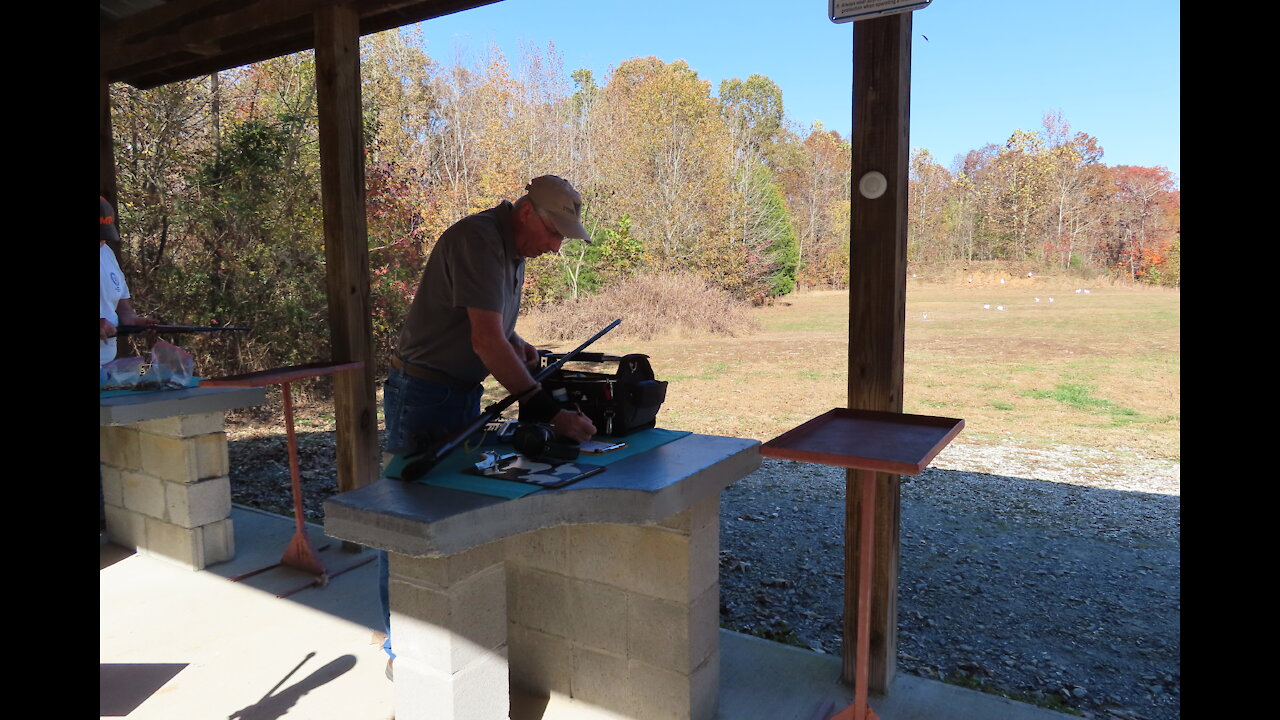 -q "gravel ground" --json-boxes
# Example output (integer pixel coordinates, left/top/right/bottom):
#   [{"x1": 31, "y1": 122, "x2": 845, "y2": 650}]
[
  {"x1": 228, "y1": 430, "x2": 1179, "y2": 720},
  {"x1": 719, "y1": 443, "x2": 1180, "y2": 720}
]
